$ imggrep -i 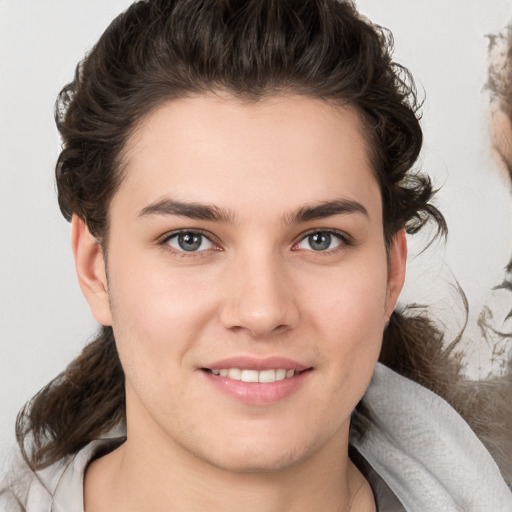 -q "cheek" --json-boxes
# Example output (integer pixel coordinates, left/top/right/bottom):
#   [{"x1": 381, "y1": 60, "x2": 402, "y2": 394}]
[
  {"x1": 303, "y1": 253, "x2": 389, "y2": 337},
  {"x1": 105, "y1": 250, "x2": 221, "y2": 378},
  {"x1": 299, "y1": 254, "x2": 388, "y2": 396}
]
